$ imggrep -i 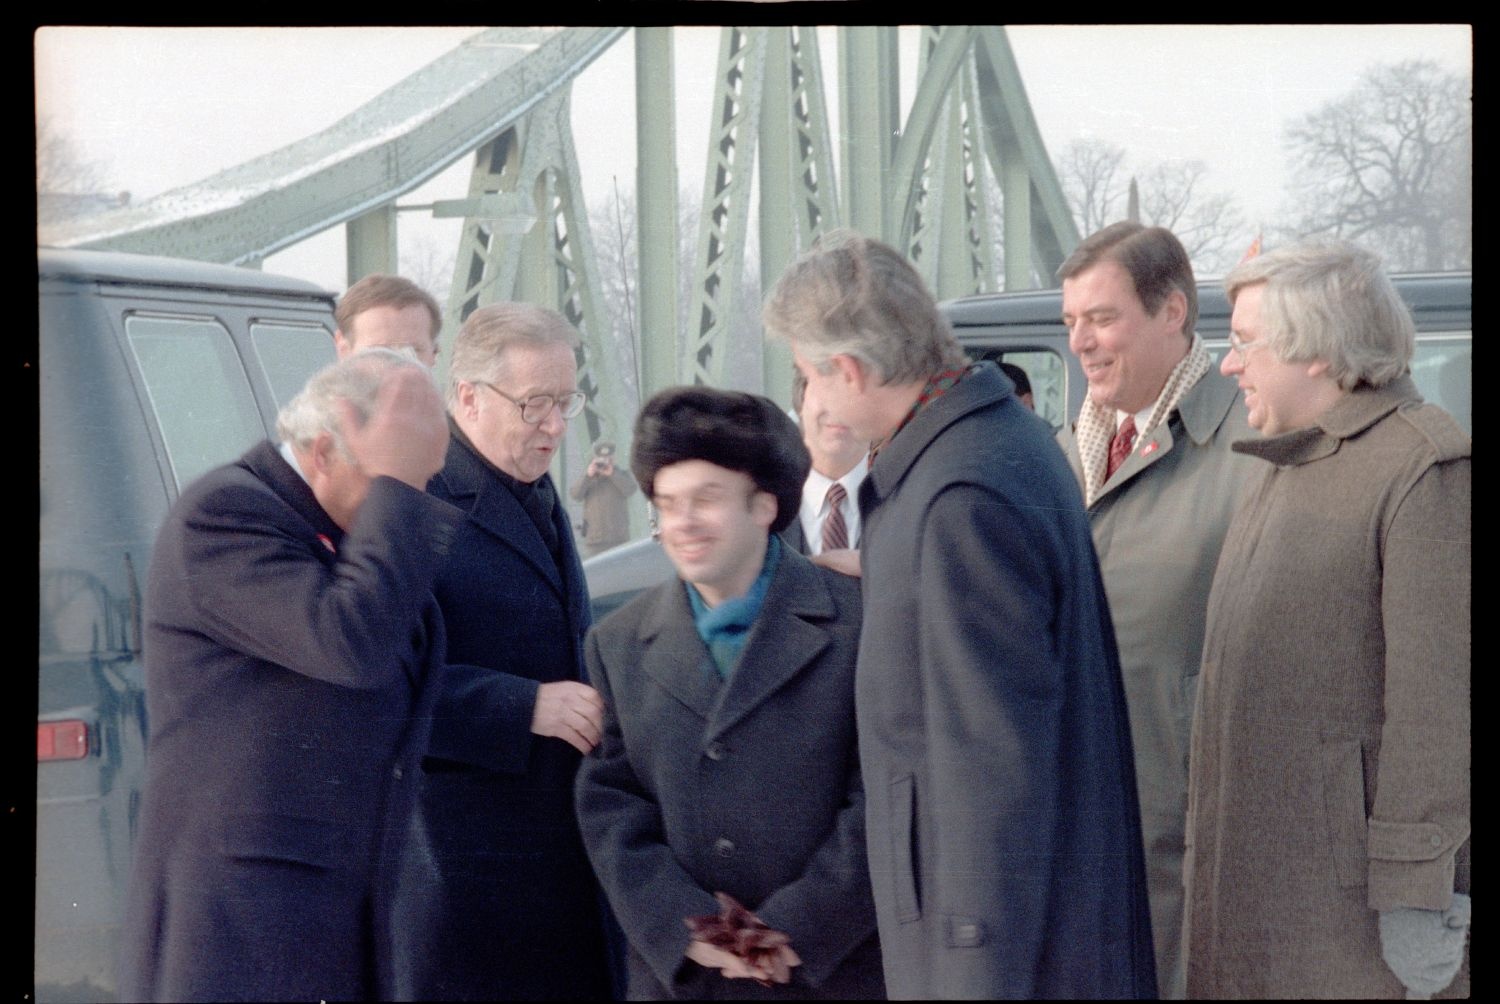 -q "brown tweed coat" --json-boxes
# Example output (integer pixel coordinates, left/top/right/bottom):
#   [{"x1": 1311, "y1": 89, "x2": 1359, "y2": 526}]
[{"x1": 1184, "y1": 376, "x2": 1470, "y2": 998}]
